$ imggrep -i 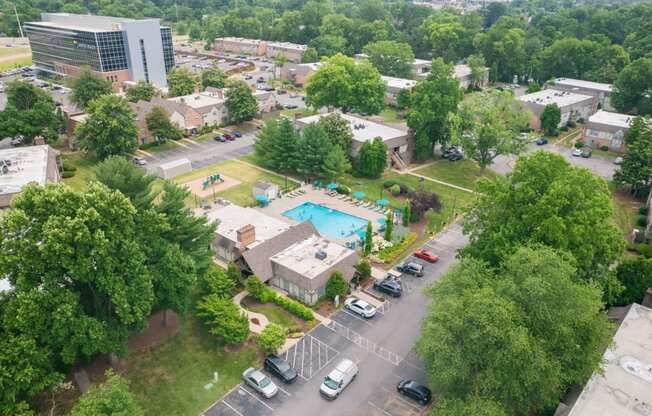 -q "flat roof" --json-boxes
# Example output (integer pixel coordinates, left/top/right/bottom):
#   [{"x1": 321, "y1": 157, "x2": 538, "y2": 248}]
[
  {"x1": 169, "y1": 92, "x2": 224, "y2": 109},
  {"x1": 517, "y1": 89, "x2": 594, "y2": 107},
  {"x1": 0, "y1": 278, "x2": 12, "y2": 293},
  {"x1": 554, "y1": 78, "x2": 613, "y2": 93},
  {"x1": 381, "y1": 75, "x2": 417, "y2": 90},
  {"x1": 216, "y1": 37, "x2": 262, "y2": 45},
  {"x1": 297, "y1": 113, "x2": 406, "y2": 143},
  {"x1": 453, "y1": 64, "x2": 472, "y2": 78},
  {"x1": 27, "y1": 13, "x2": 162, "y2": 33},
  {"x1": 412, "y1": 58, "x2": 431, "y2": 66},
  {"x1": 267, "y1": 41, "x2": 307, "y2": 51},
  {"x1": 588, "y1": 110, "x2": 634, "y2": 129},
  {"x1": 568, "y1": 304, "x2": 652, "y2": 416},
  {"x1": 0, "y1": 145, "x2": 54, "y2": 196},
  {"x1": 271, "y1": 234, "x2": 353, "y2": 279},
  {"x1": 207, "y1": 204, "x2": 290, "y2": 248}
]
